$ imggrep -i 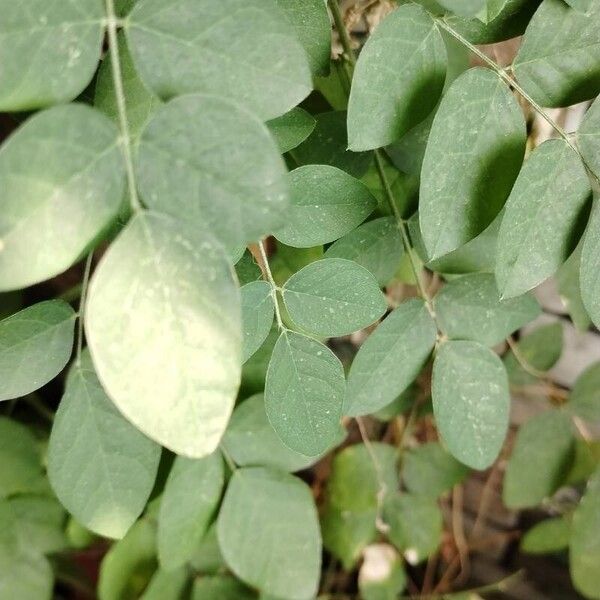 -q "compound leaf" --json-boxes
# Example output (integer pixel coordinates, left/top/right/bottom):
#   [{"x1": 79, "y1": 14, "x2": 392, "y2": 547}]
[
  {"x1": 344, "y1": 299, "x2": 437, "y2": 417},
  {"x1": 0, "y1": 301, "x2": 76, "y2": 401},
  {"x1": 282, "y1": 259, "x2": 387, "y2": 337},
  {"x1": 86, "y1": 212, "x2": 241, "y2": 458},
  {"x1": 265, "y1": 331, "x2": 345, "y2": 456},
  {"x1": 0, "y1": 104, "x2": 125, "y2": 291},
  {"x1": 348, "y1": 4, "x2": 447, "y2": 151},
  {"x1": 432, "y1": 340, "x2": 510, "y2": 470},
  {"x1": 48, "y1": 350, "x2": 161, "y2": 539},
  {"x1": 419, "y1": 67, "x2": 525, "y2": 260},
  {"x1": 217, "y1": 467, "x2": 321, "y2": 600}
]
